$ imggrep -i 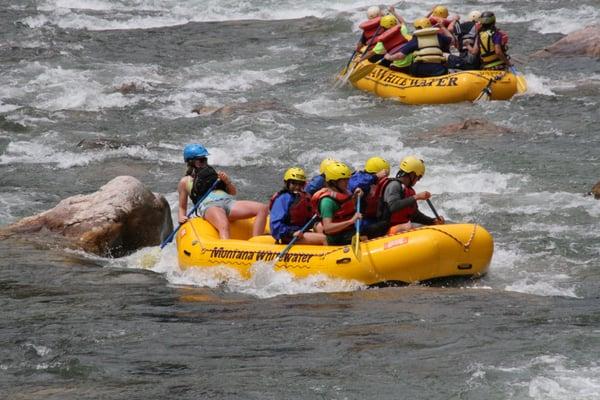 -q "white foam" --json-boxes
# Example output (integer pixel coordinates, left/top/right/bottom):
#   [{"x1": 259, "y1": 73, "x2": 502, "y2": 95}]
[
  {"x1": 522, "y1": 73, "x2": 556, "y2": 96},
  {"x1": 0, "y1": 139, "x2": 153, "y2": 169},
  {"x1": 505, "y1": 279, "x2": 579, "y2": 298},
  {"x1": 184, "y1": 65, "x2": 297, "y2": 92},
  {"x1": 24, "y1": 0, "x2": 370, "y2": 30},
  {"x1": 295, "y1": 95, "x2": 378, "y2": 117},
  {"x1": 471, "y1": 355, "x2": 600, "y2": 399},
  {"x1": 115, "y1": 245, "x2": 364, "y2": 299}
]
